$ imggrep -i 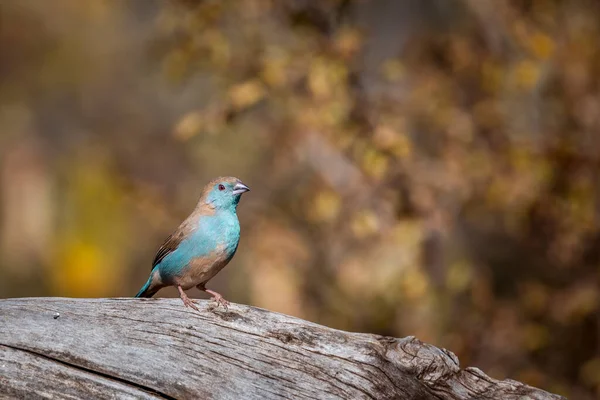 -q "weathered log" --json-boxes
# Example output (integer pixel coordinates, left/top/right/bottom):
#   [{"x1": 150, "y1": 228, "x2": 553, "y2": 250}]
[{"x1": 0, "y1": 298, "x2": 564, "y2": 400}]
